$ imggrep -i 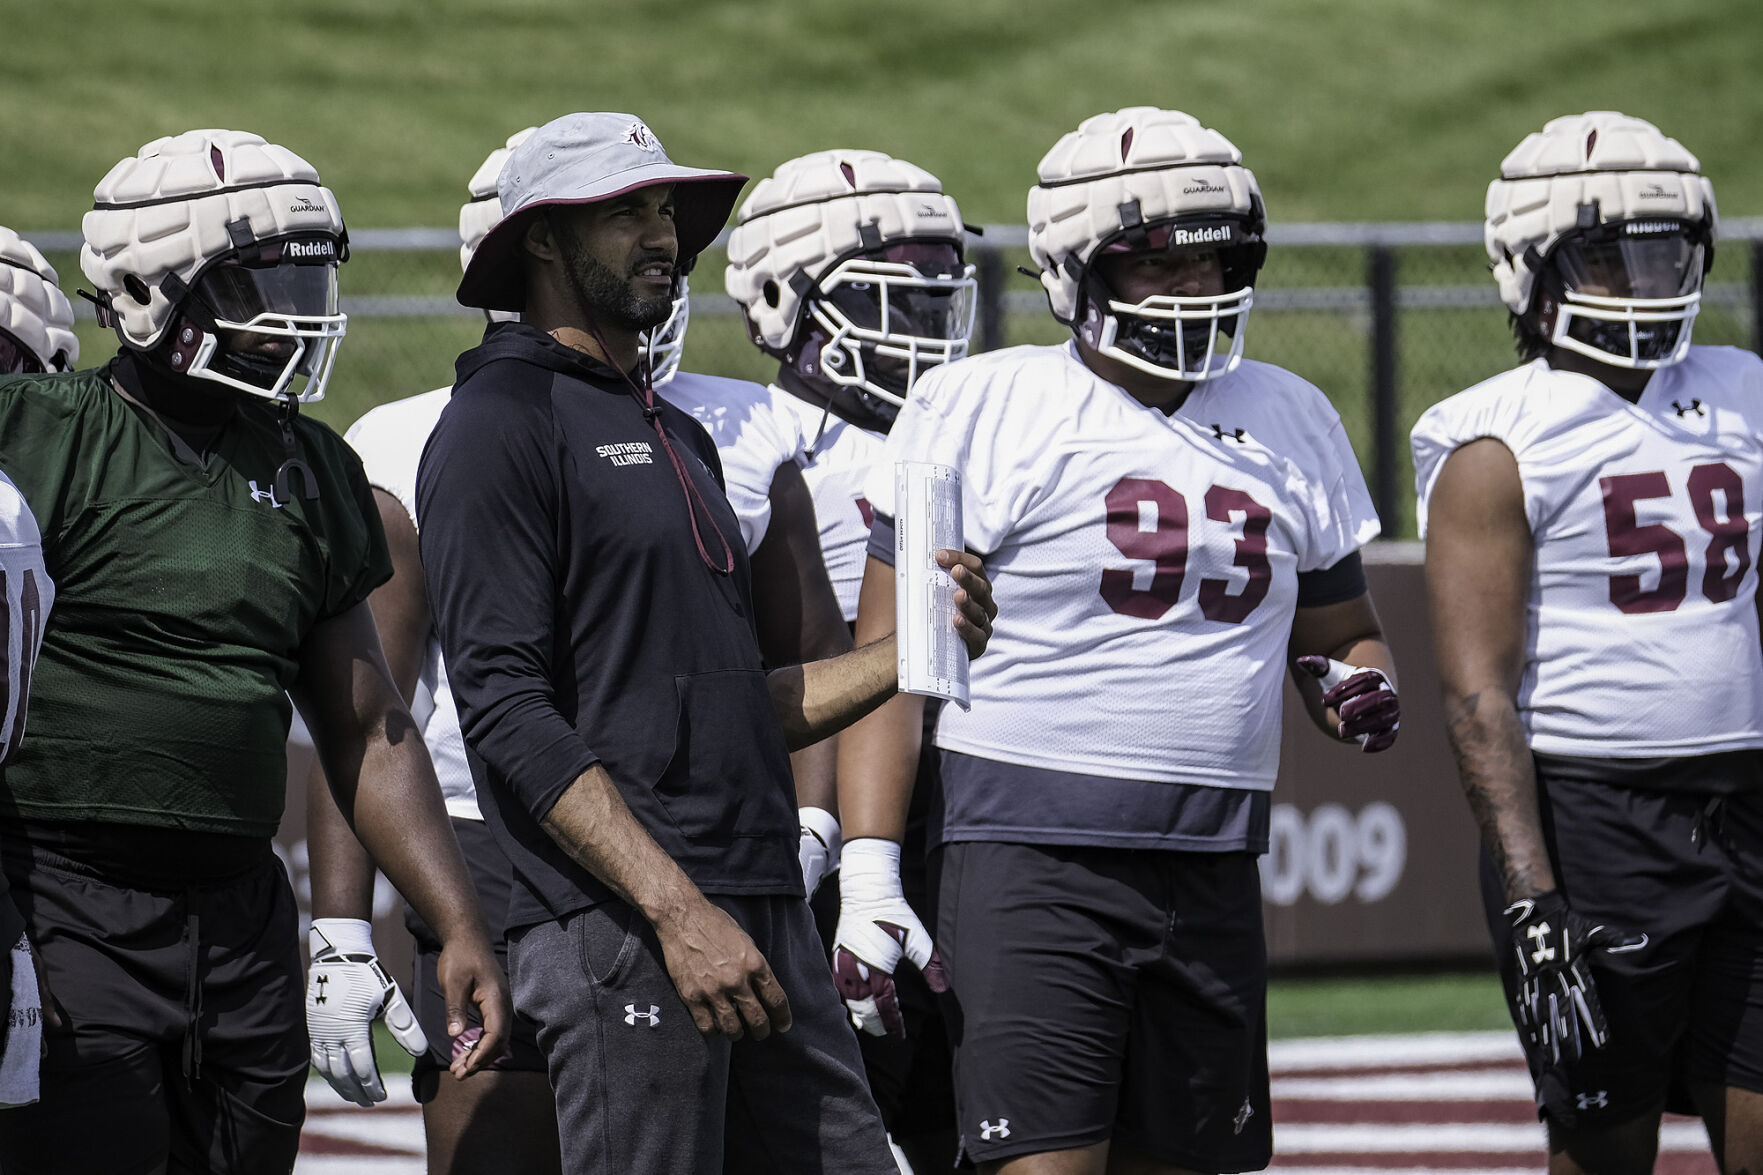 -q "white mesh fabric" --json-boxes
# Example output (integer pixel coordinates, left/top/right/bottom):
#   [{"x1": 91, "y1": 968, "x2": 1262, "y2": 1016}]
[
  {"x1": 80, "y1": 129, "x2": 346, "y2": 349},
  {"x1": 0, "y1": 227, "x2": 78, "y2": 371},
  {"x1": 724, "y1": 149, "x2": 964, "y2": 353},
  {"x1": 1028, "y1": 107, "x2": 1262, "y2": 323},
  {"x1": 1485, "y1": 111, "x2": 1717, "y2": 315},
  {"x1": 458, "y1": 127, "x2": 538, "y2": 273}
]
